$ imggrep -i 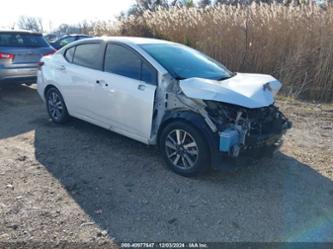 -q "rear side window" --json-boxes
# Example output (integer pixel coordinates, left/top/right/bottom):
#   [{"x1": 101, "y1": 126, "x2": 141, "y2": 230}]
[
  {"x1": 64, "y1": 46, "x2": 75, "y2": 62},
  {"x1": 0, "y1": 33, "x2": 49, "y2": 48},
  {"x1": 73, "y1": 43, "x2": 101, "y2": 70},
  {"x1": 104, "y1": 44, "x2": 157, "y2": 85}
]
